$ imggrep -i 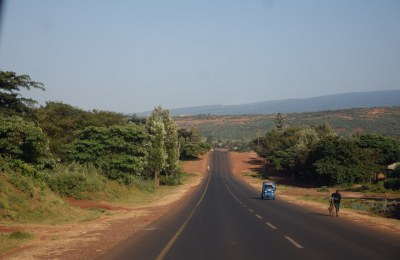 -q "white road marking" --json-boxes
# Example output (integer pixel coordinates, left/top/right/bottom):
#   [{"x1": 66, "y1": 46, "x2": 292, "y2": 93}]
[
  {"x1": 255, "y1": 214, "x2": 263, "y2": 219},
  {"x1": 249, "y1": 209, "x2": 254, "y2": 213},
  {"x1": 156, "y1": 167, "x2": 213, "y2": 260},
  {"x1": 284, "y1": 236, "x2": 304, "y2": 249},
  {"x1": 266, "y1": 222, "x2": 277, "y2": 230}
]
